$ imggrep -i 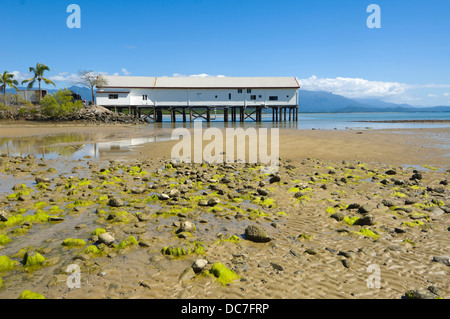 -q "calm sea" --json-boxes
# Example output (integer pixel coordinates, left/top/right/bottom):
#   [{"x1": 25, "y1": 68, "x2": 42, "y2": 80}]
[{"x1": 156, "y1": 111, "x2": 450, "y2": 131}]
